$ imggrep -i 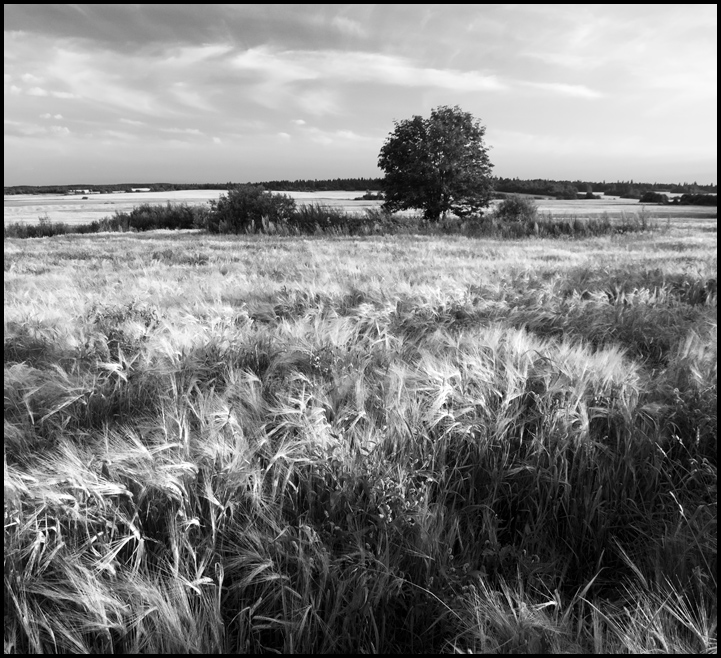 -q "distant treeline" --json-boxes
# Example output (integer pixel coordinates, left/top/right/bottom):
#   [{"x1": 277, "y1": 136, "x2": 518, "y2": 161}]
[
  {"x1": 2, "y1": 179, "x2": 382, "y2": 196},
  {"x1": 493, "y1": 178, "x2": 717, "y2": 199},
  {"x1": 4, "y1": 177, "x2": 717, "y2": 197},
  {"x1": 2, "y1": 182, "x2": 228, "y2": 195},
  {"x1": 639, "y1": 192, "x2": 717, "y2": 206}
]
